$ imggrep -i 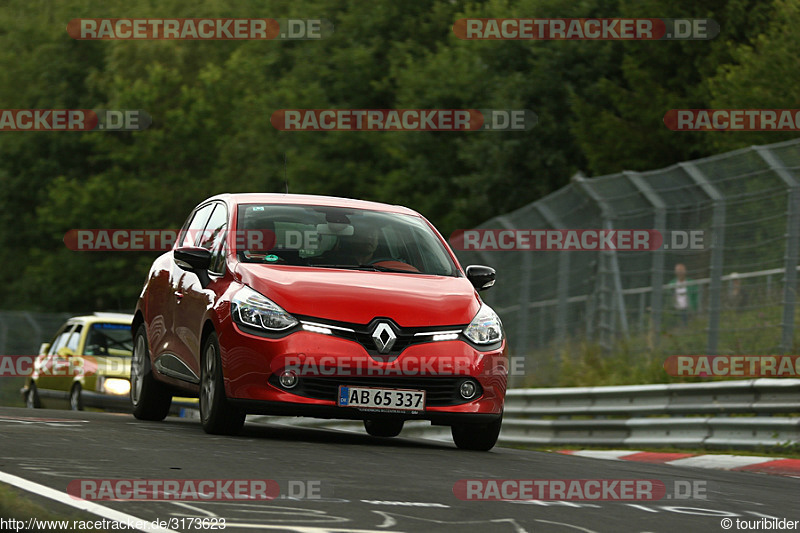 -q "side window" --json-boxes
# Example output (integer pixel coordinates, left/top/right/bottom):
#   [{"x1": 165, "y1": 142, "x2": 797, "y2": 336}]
[
  {"x1": 210, "y1": 239, "x2": 227, "y2": 274},
  {"x1": 203, "y1": 204, "x2": 228, "y2": 274},
  {"x1": 48, "y1": 325, "x2": 75, "y2": 355},
  {"x1": 199, "y1": 204, "x2": 227, "y2": 251},
  {"x1": 65, "y1": 325, "x2": 83, "y2": 353},
  {"x1": 177, "y1": 203, "x2": 215, "y2": 248}
]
